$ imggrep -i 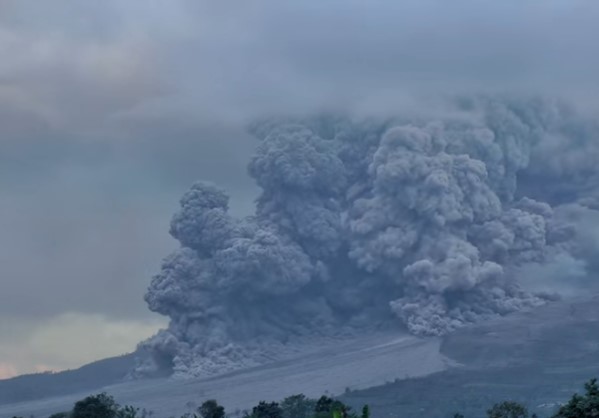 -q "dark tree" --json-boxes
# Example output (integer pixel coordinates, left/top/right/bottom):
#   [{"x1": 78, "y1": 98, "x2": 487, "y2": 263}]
[
  {"x1": 197, "y1": 400, "x2": 225, "y2": 418},
  {"x1": 72, "y1": 393, "x2": 120, "y2": 418},
  {"x1": 280, "y1": 394, "x2": 316, "y2": 418},
  {"x1": 315, "y1": 397, "x2": 336, "y2": 415},
  {"x1": 487, "y1": 401, "x2": 529, "y2": 418},
  {"x1": 250, "y1": 401, "x2": 283, "y2": 418},
  {"x1": 314, "y1": 396, "x2": 353, "y2": 418},
  {"x1": 553, "y1": 378, "x2": 599, "y2": 418},
  {"x1": 118, "y1": 405, "x2": 140, "y2": 418},
  {"x1": 360, "y1": 405, "x2": 370, "y2": 418}
]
